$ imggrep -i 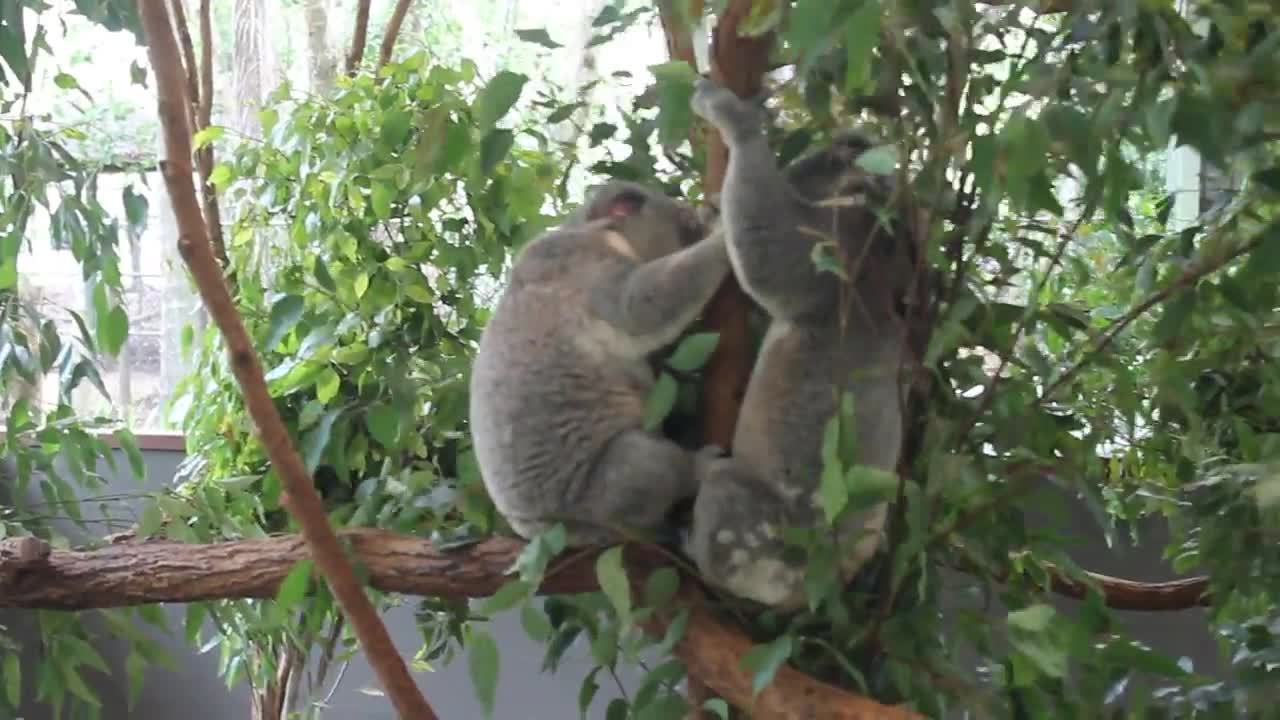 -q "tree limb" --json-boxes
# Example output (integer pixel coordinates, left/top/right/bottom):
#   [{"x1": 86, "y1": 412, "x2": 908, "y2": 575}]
[
  {"x1": 692, "y1": 0, "x2": 770, "y2": 451},
  {"x1": 195, "y1": 0, "x2": 226, "y2": 265},
  {"x1": 133, "y1": 2, "x2": 436, "y2": 717},
  {"x1": 0, "y1": 533, "x2": 921, "y2": 720},
  {"x1": 345, "y1": 0, "x2": 373, "y2": 75},
  {"x1": 378, "y1": 0, "x2": 414, "y2": 69}
]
